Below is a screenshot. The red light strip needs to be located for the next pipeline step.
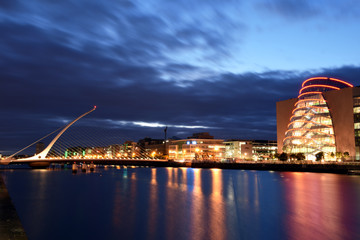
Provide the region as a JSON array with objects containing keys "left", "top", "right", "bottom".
[
  {"left": 287, "top": 120, "right": 332, "bottom": 128},
  {"left": 283, "top": 135, "right": 318, "bottom": 142},
  {"left": 301, "top": 77, "right": 328, "bottom": 87},
  {"left": 299, "top": 84, "right": 340, "bottom": 94},
  {"left": 283, "top": 136, "right": 315, "bottom": 143},
  {"left": 285, "top": 128, "right": 334, "bottom": 137},
  {"left": 302, "top": 77, "right": 353, "bottom": 88},
  {"left": 292, "top": 105, "right": 329, "bottom": 114},
  {"left": 290, "top": 112, "right": 315, "bottom": 121},
  {"left": 294, "top": 99, "right": 325, "bottom": 106},
  {"left": 283, "top": 136, "right": 335, "bottom": 147},
  {"left": 298, "top": 91, "right": 322, "bottom": 98},
  {"left": 329, "top": 78, "right": 353, "bottom": 87}
]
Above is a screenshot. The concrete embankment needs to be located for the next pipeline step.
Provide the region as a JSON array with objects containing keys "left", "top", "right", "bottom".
[
  {"left": 189, "top": 162, "right": 360, "bottom": 174},
  {"left": 0, "top": 175, "right": 27, "bottom": 240},
  {"left": 98, "top": 160, "right": 360, "bottom": 174},
  {"left": 60, "top": 160, "right": 360, "bottom": 174},
  {"left": 10, "top": 159, "right": 360, "bottom": 174}
]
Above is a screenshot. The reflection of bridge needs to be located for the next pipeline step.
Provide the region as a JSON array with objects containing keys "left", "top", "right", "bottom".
[{"left": 1, "top": 106, "right": 166, "bottom": 167}]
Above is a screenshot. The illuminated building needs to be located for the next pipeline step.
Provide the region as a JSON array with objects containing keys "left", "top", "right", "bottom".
[
  {"left": 168, "top": 133, "right": 224, "bottom": 162},
  {"left": 137, "top": 137, "right": 166, "bottom": 157},
  {"left": 277, "top": 77, "right": 359, "bottom": 161},
  {"left": 224, "top": 140, "right": 253, "bottom": 160},
  {"left": 224, "top": 140, "right": 277, "bottom": 161},
  {"left": 252, "top": 140, "right": 277, "bottom": 160}
]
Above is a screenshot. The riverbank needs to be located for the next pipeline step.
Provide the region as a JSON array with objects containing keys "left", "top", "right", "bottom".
[
  {"left": 102, "top": 160, "right": 360, "bottom": 174},
  {"left": 0, "top": 175, "right": 27, "bottom": 239},
  {"left": 3, "top": 160, "right": 360, "bottom": 174},
  {"left": 48, "top": 160, "right": 360, "bottom": 174},
  {"left": 189, "top": 162, "right": 360, "bottom": 174}
]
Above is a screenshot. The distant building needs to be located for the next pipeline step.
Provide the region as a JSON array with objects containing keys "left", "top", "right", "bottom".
[
  {"left": 224, "top": 140, "right": 253, "bottom": 160},
  {"left": 138, "top": 137, "right": 166, "bottom": 158},
  {"left": 224, "top": 140, "right": 277, "bottom": 161},
  {"left": 106, "top": 144, "right": 121, "bottom": 158},
  {"left": 187, "top": 132, "right": 214, "bottom": 139},
  {"left": 120, "top": 141, "right": 138, "bottom": 158},
  {"left": 35, "top": 142, "right": 45, "bottom": 154},
  {"left": 169, "top": 134, "right": 224, "bottom": 162},
  {"left": 65, "top": 146, "right": 87, "bottom": 158},
  {"left": 252, "top": 140, "right": 277, "bottom": 160},
  {"left": 277, "top": 77, "right": 358, "bottom": 161}
]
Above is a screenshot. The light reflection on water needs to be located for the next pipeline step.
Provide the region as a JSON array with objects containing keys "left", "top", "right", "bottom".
[
  {"left": 283, "top": 172, "right": 360, "bottom": 240},
  {"left": 1, "top": 167, "right": 360, "bottom": 240}
]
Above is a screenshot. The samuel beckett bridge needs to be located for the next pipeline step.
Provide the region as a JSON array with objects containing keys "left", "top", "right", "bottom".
[{"left": 1, "top": 106, "right": 168, "bottom": 168}]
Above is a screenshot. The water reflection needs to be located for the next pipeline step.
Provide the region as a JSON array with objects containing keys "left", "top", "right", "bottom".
[
  {"left": 209, "top": 169, "right": 225, "bottom": 240},
  {"left": 283, "top": 173, "right": 360, "bottom": 240},
  {"left": 1, "top": 168, "right": 360, "bottom": 240},
  {"left": 147, "top": 168, "right": 158, "bottom": 239},
  {"left": 190, "top": 168, "right": 205, "bottom": 240}
]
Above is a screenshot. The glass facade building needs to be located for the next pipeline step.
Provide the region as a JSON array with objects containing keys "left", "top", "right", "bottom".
[{"left": 278, "top": 77, "right": 357, "bottom": 161}]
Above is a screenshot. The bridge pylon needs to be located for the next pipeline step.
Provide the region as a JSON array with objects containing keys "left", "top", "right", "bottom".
[{"left": 3, "top": 106, "right": 96, "bottom": 164}]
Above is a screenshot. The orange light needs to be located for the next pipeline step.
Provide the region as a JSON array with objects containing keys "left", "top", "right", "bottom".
[
  {"left": 285, "top": 128, "right": 334, "bottom": 137},
  {"left": 287, "top": 120, "right": 332, "bottom": 128},
  {"left": 290, "top": 111, "right": 316, "bottom": 121},
  {"left": 283, "top": 135, "right": 316, "bottom": 143},
  {"left": 329, "top": 78, "right": 353, "bottom": 87},
  {"left": 292, "top": 105, "right": 328, "bottom": 114},
  {"left": 301, "top": 77, "right": 328, "bottom": 87},
  {"left": 299, "top": 85, "right": 340, "bottom": 94},
  {"left": 302, "top": 77, "right": 353, "bottom": 88},
  {"left": 283, "top": 135, "right": 336, "bottom": 146},
  {"left": 298, "top": 91, "right": 322, "bottom": 98},
  {"left": 294, "top": 99, "right": 324, "bottom": 106}
]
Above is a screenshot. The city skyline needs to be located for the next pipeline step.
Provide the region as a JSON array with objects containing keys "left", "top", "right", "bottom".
[{"left": 1, "top": 0, "right": 360, "bottom": 154}]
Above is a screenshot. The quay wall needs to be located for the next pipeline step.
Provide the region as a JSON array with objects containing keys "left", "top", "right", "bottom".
[{"left": 42, "top": 160, "right": 360, "bottom": 174}]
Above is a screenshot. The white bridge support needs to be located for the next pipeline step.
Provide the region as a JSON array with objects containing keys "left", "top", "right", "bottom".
[{"left": 16, "top": 106, "right": 97, "bottom": 161}]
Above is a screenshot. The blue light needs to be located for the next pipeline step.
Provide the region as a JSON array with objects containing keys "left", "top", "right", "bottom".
[{"left": 192, "top": 141, "right": 197, "bottom": 145}]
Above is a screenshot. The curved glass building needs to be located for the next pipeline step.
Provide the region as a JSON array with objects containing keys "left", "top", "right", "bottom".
[{"left": 279, "top": 77, "right": 355, "bottom": 160}]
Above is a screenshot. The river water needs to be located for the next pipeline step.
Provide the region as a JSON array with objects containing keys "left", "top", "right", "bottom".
[{"left": 1, "top": 166, "right": 360, "bottom": 240}]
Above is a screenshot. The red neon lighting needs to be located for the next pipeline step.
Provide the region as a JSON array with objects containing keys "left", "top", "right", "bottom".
[
  {"left": 285, "top": 128, "right": 334, "bottom": 137},
  {"left": 299, "top": 84, "right": 340, "bottom": 94},
  {"left": 298, "top": 91, "right": 322, "bottom": 98},
  {"left": 294, "top": 99, "right": 325, "bottom": 106},
  {"left": 283, "top": 136, "right": 335, "bottom": 147},
  {"left": 301, "top": 77, "right": 328, "bottom": 87},
  {"left": 329, "top": 78, "right": 353, "bottom": 87},
  {"left": 292, "top": 105, "right": 328, "bottom": 114},
  {"left": 287, "top": 120, "right": 332, "bottom": 128},
  {"left": 283, "top": 136, "right": 319, "bottom": 143},
  {"left": 301, "top": 77, "right": 353, "bottom": 88}
]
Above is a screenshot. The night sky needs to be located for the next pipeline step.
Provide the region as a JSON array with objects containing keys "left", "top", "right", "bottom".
[{"left": 1, "top": 0, "right": 360, "bottom": 155}]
